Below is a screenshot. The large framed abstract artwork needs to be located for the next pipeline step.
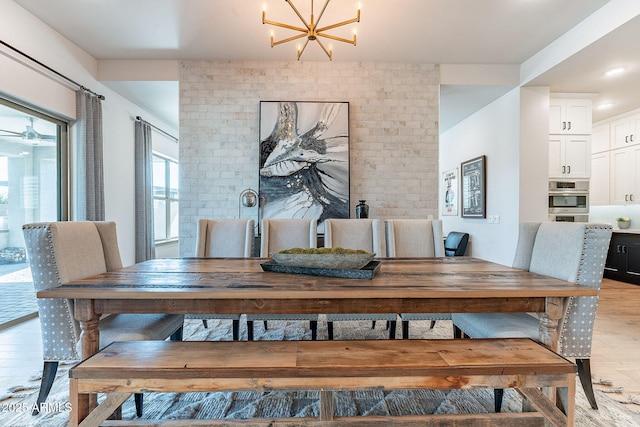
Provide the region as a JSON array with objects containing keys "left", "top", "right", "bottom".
[{"left": 259, "top": 101, "right": 350, "bottom": 232}]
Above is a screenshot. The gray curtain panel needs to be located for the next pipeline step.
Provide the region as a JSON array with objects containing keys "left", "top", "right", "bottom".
[
  {"left": 75, "top": 90, "right": 105, "bottom": 221},
  {"left": 134, "top": 120, "right": 155, "bottom": 262}
]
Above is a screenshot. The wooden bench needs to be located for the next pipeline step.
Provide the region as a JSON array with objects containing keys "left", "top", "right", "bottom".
[{"left": 69, "top": 338, "right": 576, "bottom": 427}]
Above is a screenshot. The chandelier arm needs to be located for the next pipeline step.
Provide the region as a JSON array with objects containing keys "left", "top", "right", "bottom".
[
  {"left": 297, "top": 39, "right": 310, "bottom": 60},
  {"left": 285, "top": 0, "right": 310, "bottom": 29},
  {"left": 263, "top": 19, "right": 308, "bottom": 34},
  {"left": 316, "top": 16, "right": 360, "bottom": 33},
  {"left": 317, "top": 33, "right": 356, "bottom": 46},
  {"left": 315, "top": 37, "right": 333, "bottom": 60},
  {"left": 314, "top": 0, "right": 331, "bottom": 28},
  {"left": 272, "top": 33, "right": 308, "bottom": 47}
]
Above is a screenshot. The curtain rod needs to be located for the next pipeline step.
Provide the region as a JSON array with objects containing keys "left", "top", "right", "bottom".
[
  {"left": 136, "top": 116, "right": 178, "bottom": 142},
  {"left": 0, "top": 39, "right": 105, "bottom": 100}
]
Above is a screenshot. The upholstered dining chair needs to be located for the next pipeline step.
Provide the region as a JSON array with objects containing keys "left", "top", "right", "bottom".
[
  {"left": 23, "top": 221, "right": 185, "bottom": 416},
  {"left": 323, "top": 218, "right": 395, "bottom": 339},
  {"left": 384, "top": 219, "right": 448, "bottom": 339},
  {"left": 444, "top": 231, "right": 469, "bottom": 256},
  {"left": 186, "top": 218, "right": 255, "bottom": 340},
  {"left": 451, "top": 222, "right": 613, "bottom": 412},
  {"left": 246, "top": 218, "right": 319, "bottom": 340}
]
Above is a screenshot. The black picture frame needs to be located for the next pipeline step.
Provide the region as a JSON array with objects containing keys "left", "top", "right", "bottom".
[{"left": 461, "top": 155, "right": 486, "bottom": 218}]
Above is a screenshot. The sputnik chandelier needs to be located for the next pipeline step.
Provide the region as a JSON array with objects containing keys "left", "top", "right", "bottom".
[{"left": 262, "top": 0, "right": 361, "bottom": 60}]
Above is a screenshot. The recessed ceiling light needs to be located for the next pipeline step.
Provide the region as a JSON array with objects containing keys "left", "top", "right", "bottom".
[
  {"left": 597, "top": 103, "right": 613, "bottom": 110},
  {"left": 605, "top": 67, "right": 625, "bottom": 77}
]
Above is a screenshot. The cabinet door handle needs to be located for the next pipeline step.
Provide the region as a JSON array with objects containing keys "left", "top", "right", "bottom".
[
  {"left": 562, "top": 165, "right": 566, "bottom": 174},
  {"left": 562, "top": 121, "right": 567, "bottom": 130},
  {"left": 631, "top": 134, "right": 634, "bottom": 142},
  {"left": 631, "top": 194, "right": 634, "bottom": 202},
  {"left": 622, "top": 245, "right": 627, "bottom": 254},
  {"left": 567, "top": 165, "right": 570, "bottom": 174},
  {"left": 626, "top": 135, "right": 629, "bottom": 143},
  {"left": 618, "top": 244, "right": 623, "bottom": 253},
  {"left": 625, "top": 194, "right": 629, "bottom": 202},
  {"left": 567, "top": 121, "right": 571, "bottom": 131}
]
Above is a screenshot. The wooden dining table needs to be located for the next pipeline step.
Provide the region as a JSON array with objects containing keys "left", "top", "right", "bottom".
[
  {"left": 38, "top": 256, "right": 598, "bottom": 357},
  {"left": 38, "top": 256, "right": 596, "bottom": 422}
]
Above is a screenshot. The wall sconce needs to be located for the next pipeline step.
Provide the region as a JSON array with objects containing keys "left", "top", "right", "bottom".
[{"left": 238, "top": 188, "right": 258, "bottom": 218}]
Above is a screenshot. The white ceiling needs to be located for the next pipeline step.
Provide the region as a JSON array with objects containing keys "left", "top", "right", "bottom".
[{"left": 13, "top": 0, "right": 640, "bottom": 131}]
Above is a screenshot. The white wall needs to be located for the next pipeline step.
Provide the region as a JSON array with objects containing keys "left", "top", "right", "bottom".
[
  {"left": 440, "top": 86, "right": 550, "bottom": 265},
  {"left": 440, "top": 89, "right": 520, "bottom": 265},
  {"left": 0, "top": 0, "right": 178, "bottom": 266},
  {"left": 519, "top": 86, "right": 552, "bottom": 223}
]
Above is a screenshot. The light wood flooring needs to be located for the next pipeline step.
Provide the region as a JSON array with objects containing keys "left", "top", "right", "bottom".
[
  {"left": 0, "top": 278, "right": 638, "bottom": 404},
  {"left": 589, "top": 278, "right": 640, "bottom": 402}
]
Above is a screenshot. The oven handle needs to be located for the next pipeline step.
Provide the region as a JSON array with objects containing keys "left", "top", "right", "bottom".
[{"left": 548, "top": 191, "right": 589, "bottom": 196}]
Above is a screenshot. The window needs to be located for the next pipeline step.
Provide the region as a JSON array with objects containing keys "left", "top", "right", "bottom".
[
  {"left": 0, "top": 97, "right": 68, "bottom": 229},
  {"left": 153, "top": 154, "right": 178, "bottom": 242}
]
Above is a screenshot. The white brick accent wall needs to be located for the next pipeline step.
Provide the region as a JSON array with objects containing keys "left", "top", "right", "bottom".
[{"left": 179, "top": 60, "right": 439, "bottom": 256}]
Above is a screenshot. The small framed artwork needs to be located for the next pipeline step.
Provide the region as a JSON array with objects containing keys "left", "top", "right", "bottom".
[
  {"left": 442, "top": 168, "right": 458, "bottom": 216},
  {"left": 461, "top": 155, "right": 486, "bottom": 218}
]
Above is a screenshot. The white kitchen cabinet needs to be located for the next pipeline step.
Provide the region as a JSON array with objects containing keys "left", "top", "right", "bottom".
[
  {"left": 609, "top": 145, "right": 640, "bottom": 205},
  {"left": 549, "top": 135, "right": 591, "bottom": 179},
  {"left": 590, "top": 151, "right": 609, "bottom": 205},
  {"left": 591, "top": 123, "right": 610, "bottom": 154},
  {"left": 549, "top": 99, "right": 592, "bottom": 135},
  {"left": 610, "top": 113, "right": 640, "bottom": 149}
]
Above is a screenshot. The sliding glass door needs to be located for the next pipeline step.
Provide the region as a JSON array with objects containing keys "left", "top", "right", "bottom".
[{"left": 0, "top": 98, "right": 67, "bottom": 328}]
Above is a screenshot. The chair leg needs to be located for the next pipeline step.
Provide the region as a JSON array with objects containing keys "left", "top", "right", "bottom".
[
  {"left": 232, "top": 319, "right": 239, "bottom": 341},
  {"left": 494, "top": 389, "right": 504, "bottom": 413},
  {"left": 453, "top": 324, "right": 463, "bottom": 339},
  {"left": 388, "top": 320, "right": 396, "bottom": 339},
  {"left": 328, "top": 321, "right": 334, "bottom": 340},
  {"left": 263, "top": 320, "right": 268, "bottom": 331},
  {"left": 247, "top": 320, "right": 254, "bottom": 341},
  {"left": 32, "top": 361, "right": 58, "bottom": 415},
  {"left": 310, "top": 320, "right": 318, "bottom": 340},
  {"left": 402, "top": 320, "right": 409, "bottom": 339},
  {"left": 429, "top": 320, "right": 436, "bottom": 329},
  {"left": 202, "top": 319, "right": 209, "bottom": 328},
  {"left": 576, "top": 358, "right": 598, "bottom": 410},
  {"left": 134, "top": 393, "right": 143, "bottom": 417},
  {"left": 170, "top": 326, "right": 183, "bottom": 341}
]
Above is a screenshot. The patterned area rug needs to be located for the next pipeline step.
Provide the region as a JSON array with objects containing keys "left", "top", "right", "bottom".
[{"left": 2, "top": 318, "right": 640, "bottom": 426}]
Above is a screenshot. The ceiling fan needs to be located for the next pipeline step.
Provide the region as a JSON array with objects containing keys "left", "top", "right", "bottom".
[{"left": 0, "top": 117, "right": 56, "bottom": 141}]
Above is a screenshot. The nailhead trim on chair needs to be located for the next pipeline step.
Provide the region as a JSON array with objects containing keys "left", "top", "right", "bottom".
[
  {"left": 24, "top": 223, "right": 81, "bottom": 361},
  {"left": 559, "top": 224, "right": 610, "bottom": 358}
]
